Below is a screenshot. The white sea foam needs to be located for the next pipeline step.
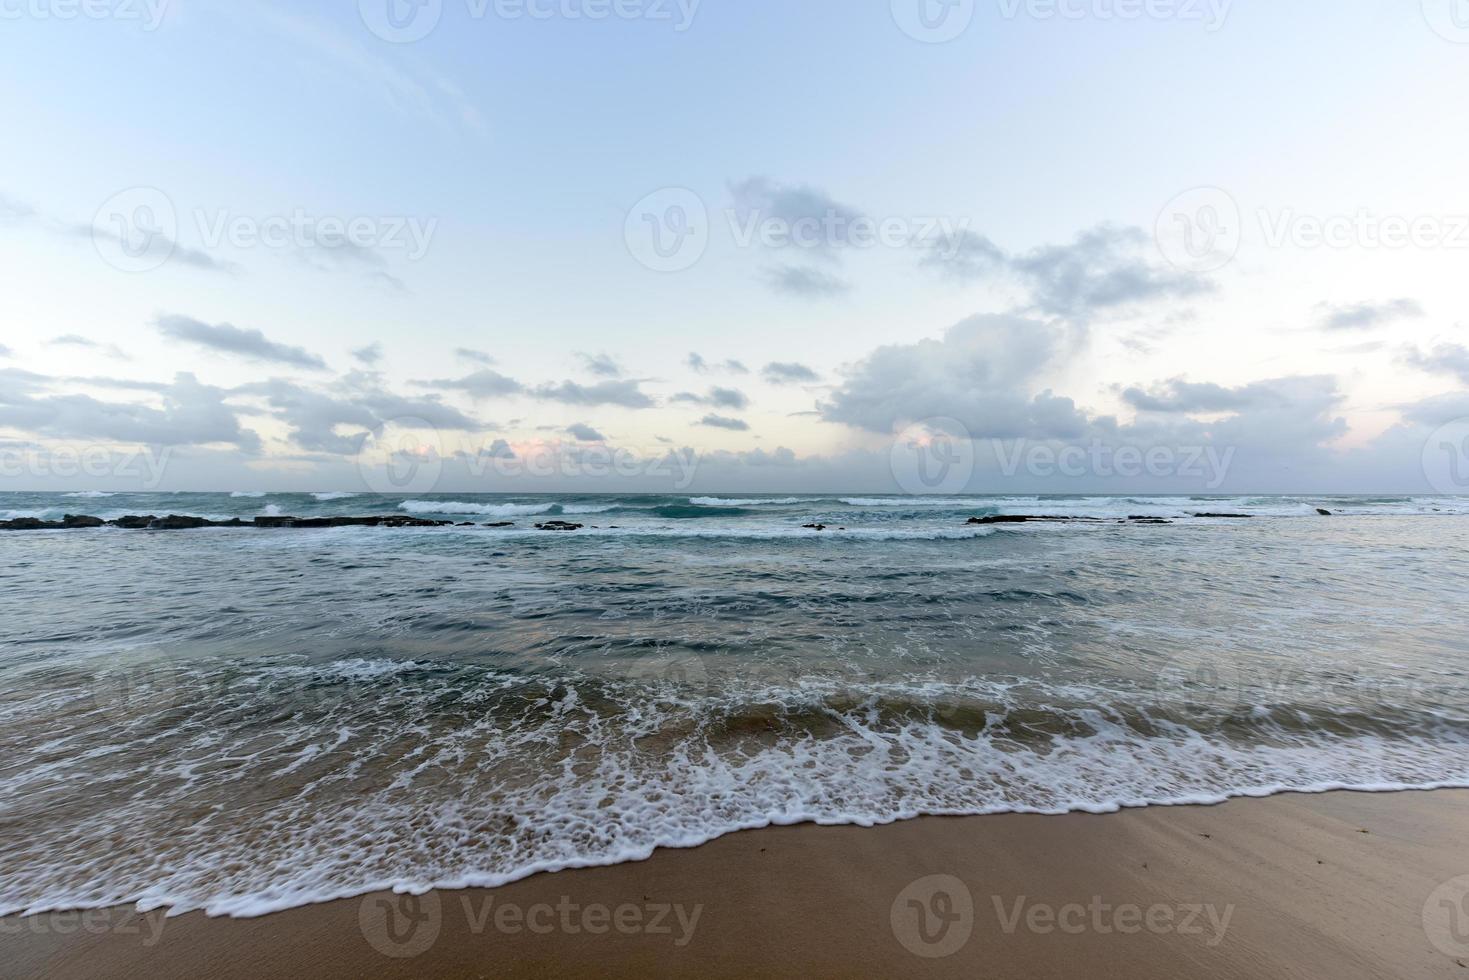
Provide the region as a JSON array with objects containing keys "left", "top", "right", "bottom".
[
  {"left": 2, "top": 663, "right": 1467, "bottom": 919},
  {"left": 62, "top": 490, "right": 115, "bottom": 498},
  {"left": 689, "top": 496, "right": 807, "bottom": 506},
  {"left": 310, "top": 492, "right": 358, "bottom": 502},
  {"left": 230, "top": 491, "right": 267, "bottom": 498}
]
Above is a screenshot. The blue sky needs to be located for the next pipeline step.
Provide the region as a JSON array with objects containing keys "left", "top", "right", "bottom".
[{"left": 2, "top": 0, "right": 1468, "bottom": 492}]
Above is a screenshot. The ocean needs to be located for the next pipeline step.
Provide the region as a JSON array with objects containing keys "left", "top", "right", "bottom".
[{"left": 2, "top": 491, "right": 1468, "bottom": 918}]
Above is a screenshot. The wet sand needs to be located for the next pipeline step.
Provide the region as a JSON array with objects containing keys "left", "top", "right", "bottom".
[{"left": 7, "top": 789, "right": 1469, "bottom": 979}]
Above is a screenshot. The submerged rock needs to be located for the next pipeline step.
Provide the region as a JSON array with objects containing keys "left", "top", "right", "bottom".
[
  {"left": 1191, "top": 513, "right": 1253, "bottom": 519},
  {"left": 1317, "top": 508, "right": 1332, "bottom": 516},
  {"left": 535, "top": 520, "right": 584, "bottom": 531}
]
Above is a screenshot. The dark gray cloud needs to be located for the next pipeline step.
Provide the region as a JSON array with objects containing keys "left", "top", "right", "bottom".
[
  {"left": 672, "top": 386, "right": 750, "bottom": 410},
  {"left": 1315, "top": 298, "right": 1423, "bottom": 331},
  {"left": 157, "top": 315, "right": 327, "bottom": 370},
  {"left": 1403, "top": 342, "right": 1469, "bottom": 385},
  {"left": 351, "top": 343, "right": 383, "bottom": 365},
  {"left": 762, "top": 265, "right": 850, "bottom": 298},
  {"left": 818, "top": 314, "right": 1089, "bottom": 438},
  {"left": 578, "top": 352, "right": 622, "bottom": 378},
  {"left": 762, "top": 361, "right": 821, "bottom": 385},
  {"left": 566, "top": 422, "right": 606, "bottom": 442},
  {"left": 698, "top": 413, "right": 750, "bottom": 431}
]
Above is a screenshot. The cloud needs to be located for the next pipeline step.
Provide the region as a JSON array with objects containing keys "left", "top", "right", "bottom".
[
  {"left": 578, "top": 352, "right": 622, "bottom": 378},
  {"left": 48, "top": 335, "right": 130, "bottom": 360},
  {"left": 762, "top": 361, "right": 821, "bottom": 385},
  {"left": 818, "top": 313, "right": 1089, "bottom": 437},
  {"left": 82, "top": 218, "right": 235, "bottom": 274},
  {"left": 1403, "top": 342, "right": 1469, "bottom": 385},
  {"left": 921, "top": 224, "right": 1210, "bottom": 319},
  {"left": 1010, "top": 225, "right": 1210, "bottom": 318},
  {"left": 423, "top": 368, "right": 524, "bottom": 399},
  {"left": 1121, "top": 375, "right": 1343, "bottom": 416},
  {"left": 0, "top": 344, "right": 11, "bottom": 358},
  {"left": 351, "top": 343, "right": 383, "bottom": 365},
  {"left": 566, "top": 422, "right": 606, "bottom": 442},
  {"left": 728, "top": 177, "right": 863, "bottom": 254},
  {"left": 1315, "top": 298, "right": 1425, "bottom": 331},
  {"left": 671, "top": 386, "right": 750, "bottom": 410},
  {"left": 530, "top": 379, "right": 656, "bottom": 409},
  {"left": 918, "top": 230, "right": 1006, "bottom": 282},
  {"left": 0, "top": 369, "right": 261, "bottom": 451},
  {"left": 698, "top": 413, "right": 750, "bottom": 431},
  {"left": 688, "top": 352, "right": 749, "bottom": 374},
  {"left": 237, "top": 372, "right": 490, "bottom": 455},
  {"left": 157, "top": 315, "right": 327, "bottom": 370},
  {"left": 762, "top": 265, "right": 850, "bottom": 298},
  {"left": 455, "top": 348, "right": 496, "bottom": 365}
]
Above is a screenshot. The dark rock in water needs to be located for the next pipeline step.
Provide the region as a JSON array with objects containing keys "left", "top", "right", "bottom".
[
  {"left": 535, "top": 520, "right": 583, "bottom": 531},
  {"left": 1125, "top": 518, "right": 1171, "bottom": 525},
  {"left": 63, "top": 514, "right": 106, "bottom": 528},
  {"left": 802, "top": 523, "right": 827, "bottom": 531},
  {"left": 253, "top": 516, "right": 299, "bottom": 528},
  {"left": 112, "top": 515, "right": 157, "bottom": 529},
  {"left": 1191, "top": 512, "right": 1252, "bottom": 518},
  {"left": 149, "top": 515, "right": 215, "bottom": 530},
  {"left": 1317, "top": 508, "right": 1332, "bottom": 516},
  {"left": 484, "top": 522, "right": 515, "bottom": 528},
  {"left": 0, "top": 518, "right": 61, "bottom": 531},
  {"left": 457, "top": 522, "right": 474, "bottom": 526}
]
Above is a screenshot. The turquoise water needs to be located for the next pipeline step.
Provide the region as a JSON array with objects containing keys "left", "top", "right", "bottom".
[{"left": 2, "top": 492, "right": 1468, "bottom": 916}]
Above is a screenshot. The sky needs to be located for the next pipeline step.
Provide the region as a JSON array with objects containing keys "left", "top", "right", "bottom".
[{"left": 2, "top": 0, "right": 1468, "bottom": 494}]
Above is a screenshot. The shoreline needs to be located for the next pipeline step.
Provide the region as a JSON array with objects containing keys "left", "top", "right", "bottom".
[{"left": 8, "top": 789, "right": 1469, "bottom": 979}]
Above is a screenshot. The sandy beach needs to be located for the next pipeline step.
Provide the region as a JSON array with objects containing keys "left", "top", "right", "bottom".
[{"left": 7, "top": 788, "right": 1468, "bottom": 979}]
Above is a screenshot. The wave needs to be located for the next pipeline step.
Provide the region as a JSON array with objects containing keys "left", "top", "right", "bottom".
[
  {"left": 229, "top": 491, "right": 267, "bottom": 498},
  {"left": 62, "top": 491, "right": 115, "bottom": 499},
  {"left": 310, "top": 492, "right": 358, "bottom": 502},
  {"left": 689, "top": 496, "right": 807, "bottom": 506},
  {"left": 3, "top": 663, "right": 1467, "bottom": 918}
]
